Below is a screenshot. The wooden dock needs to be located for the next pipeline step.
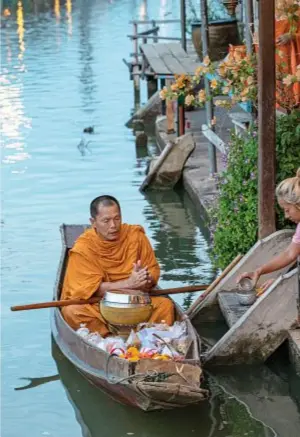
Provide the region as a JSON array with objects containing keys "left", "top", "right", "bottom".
[{"left": 139, "top": 42, "right": 200, "bottom": 78}]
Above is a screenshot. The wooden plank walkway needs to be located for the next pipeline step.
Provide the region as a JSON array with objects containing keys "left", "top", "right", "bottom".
[{"left": 140, "top": 42, "right": 200, "bottom": 77}]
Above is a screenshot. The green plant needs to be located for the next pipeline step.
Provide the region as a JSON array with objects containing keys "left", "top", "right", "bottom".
[{"left": 210, "top": 110, "right": 300, "bottom": 269}]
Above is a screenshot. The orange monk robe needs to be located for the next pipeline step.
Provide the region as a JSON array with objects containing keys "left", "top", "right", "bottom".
[
  {"left": 275, "top": 13, "right": 300, "bottom": 109},
  {"left": 61, "top": 224, "right": 174, "bottom": 336}
]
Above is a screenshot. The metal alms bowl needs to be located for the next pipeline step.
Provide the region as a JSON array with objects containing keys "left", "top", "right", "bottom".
[
  {"left": 102, "top": 290, "right": 151, "bottom": 307},
  {"left": 237, "top": 290, "right": 256, "bottom": 306},
  {"left": 237, "top": 277, "right": 256, "bottom": 306},
  {"left": 100, "top": 290, "right": 153, "bottom": 327},
  {"left": 238, "top": 277, "right": 254, "bottom": 292}
]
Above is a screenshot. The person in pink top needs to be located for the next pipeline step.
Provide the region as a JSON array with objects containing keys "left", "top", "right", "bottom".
[{"left": 238, "top": 168, "right": 300, "bottom": 292}]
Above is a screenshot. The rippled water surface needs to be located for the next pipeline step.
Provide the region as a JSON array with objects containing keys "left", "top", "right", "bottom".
[{"left": 1, "top": 2, "right": 300, "bottom": 437}]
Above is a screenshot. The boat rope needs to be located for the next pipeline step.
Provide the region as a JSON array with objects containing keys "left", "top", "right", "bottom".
[
  {"left": 106, "top": 369, "right": 175, "bottom": 385},
  {"left": 105, "top": 353, "right": 176, "bottom": 385},
  {"left": 105, "top": 353, "right": 205, "bottom": 391}
]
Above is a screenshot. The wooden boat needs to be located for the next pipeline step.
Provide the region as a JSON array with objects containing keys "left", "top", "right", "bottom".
[
  {"left": 51, "top": 224, "right": 208, "bottom": 411},
  {"left": 51, "top": 340, "right": 220, "bottom": 436},
  {"left": 187, "top": 230, "right": 298, "bottom": 366}
]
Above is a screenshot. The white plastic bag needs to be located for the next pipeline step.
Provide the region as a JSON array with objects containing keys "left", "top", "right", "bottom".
[
  {"left": 126, "top": 330, "right": 141, "bottom": 349},
  {"left": 104, "top": 337, "right": 126, "bottom": 354},
  {"left": 76, "top": 324, "right": 90, "bottom": 338},
  {"left": 86, "top": 332, "right": 102, "bottom": 345}
]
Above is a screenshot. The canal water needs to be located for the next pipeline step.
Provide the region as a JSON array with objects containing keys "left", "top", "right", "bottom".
[{"left": 1, "top": 1, "right": 300, "bottom": 437}]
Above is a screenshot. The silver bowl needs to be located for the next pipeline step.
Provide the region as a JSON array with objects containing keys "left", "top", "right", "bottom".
[
  {"left": 237, "top": 290, "right": 256, "bottom": 306},
  {"left": 102, "top": 290, "right": 151, "bottom": 309},
  {"left": 238, "top": 277, "right": 254, "bottom": 292}
]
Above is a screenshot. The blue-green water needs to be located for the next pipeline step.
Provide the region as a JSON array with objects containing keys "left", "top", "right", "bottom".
[{"left": 1, "top": 2, "right": 300, "bottom": 437}]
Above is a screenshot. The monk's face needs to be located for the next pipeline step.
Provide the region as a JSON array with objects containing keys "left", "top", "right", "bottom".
[{"left": 90, "top": 203, "right": 122, "bottom": 240}]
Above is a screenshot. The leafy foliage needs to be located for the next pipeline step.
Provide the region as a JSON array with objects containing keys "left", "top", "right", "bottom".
[{"left": 210, "top": 110, "right": 300, "bottom": 269}]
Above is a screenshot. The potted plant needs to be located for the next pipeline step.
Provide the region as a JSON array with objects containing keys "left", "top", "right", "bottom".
[{"left": 189, "top": 0, "right": 241, "bottom": 61}]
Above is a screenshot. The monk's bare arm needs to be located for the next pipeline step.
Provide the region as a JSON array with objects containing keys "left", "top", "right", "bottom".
[
  {"left": 95, "top": 268, "right": 150, "bottom": 295},
  {"left": 96, "top": 279, "right": 131, "bottom": 296}
]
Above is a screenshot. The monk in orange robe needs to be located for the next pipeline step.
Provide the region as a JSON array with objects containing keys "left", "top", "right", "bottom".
[
  {"left": 61, "top": 195, "right": 174, "bottom": 337},
  {"left": 275, "top": 2, "right": 300, "bottom": 109}
]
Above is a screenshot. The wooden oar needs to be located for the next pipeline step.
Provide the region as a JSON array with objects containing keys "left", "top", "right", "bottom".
[
  {"left": 186, "top": 253, "right": 243, "bottom": 317},
  {"left": 10, "top": 284, "right": 208, "bottom": 312}
]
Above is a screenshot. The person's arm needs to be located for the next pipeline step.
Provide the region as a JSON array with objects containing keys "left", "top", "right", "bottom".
[
  {"left": 256, "top": 242, "right": 300, "bottom": 276},
  {"left": 237, "top": 242, "right": 300, "bottom": 285}
]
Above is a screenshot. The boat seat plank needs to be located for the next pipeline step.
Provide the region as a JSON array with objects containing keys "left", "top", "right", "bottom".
[
  {"left": 61, "top": 224, "right": 90, "bottom": 249},
  {"left": 217, "top": 291, "right": 249, "bottom": 327}
]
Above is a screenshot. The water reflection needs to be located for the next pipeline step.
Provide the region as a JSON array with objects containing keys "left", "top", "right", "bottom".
[
  {"left": 210, "top": 365, "right": 300, "bottom": 437},
  {"left": 78, "top": 1, "right": 96, "bottom": 114},
  {"left": 139, "top": 0, "right": 148, "bottom": 21},
  {"left": 143, "top": 189, "right": 216, "bottom": 309},
  {"left": 16, "top": 1, "right": 25, "bottom": 60},
  {"left": 15, "top": 374, "right": 59, "bottom": 391},
  {"left": 66, "top": 0, "right": 73, "bottom": 36},
  {"left": 54, "top": 0, "right": 61, "bottom": 21}
]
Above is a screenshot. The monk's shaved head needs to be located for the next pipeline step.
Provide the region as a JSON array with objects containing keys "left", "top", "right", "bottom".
[{"left": 90, "top": 195, "right": 121, "bottom": 218}]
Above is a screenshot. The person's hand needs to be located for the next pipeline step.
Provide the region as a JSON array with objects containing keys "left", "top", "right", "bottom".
[
  {"left": 257, "top": 278, "right": 275, "bottom": 295},
  {"left": 236, "top": 270, "right": 260, "bottom": 286},
  {"left": 276, "top": 33, "right": 292, "bottom": 46}
]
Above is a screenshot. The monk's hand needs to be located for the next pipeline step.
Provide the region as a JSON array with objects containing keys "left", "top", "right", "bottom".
[
  {"left": 133, "top": 260, "right": 143, "bottom": 272},
  {"left": 276, "top": 33, "right": 292, "bottom": 46},
  {"left": 141, "top": 272, "right": 155, "bottom": 291},
  {"left": 236, "top": 270, "right": 260, "bottom": 286},
  {"left": 127, "top": 266, "right": 149, "bottom": 289}
]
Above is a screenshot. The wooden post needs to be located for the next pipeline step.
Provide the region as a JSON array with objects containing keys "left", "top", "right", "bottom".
[
  {"left": 147, "top": 77, "right": 158, "bottom": 99},
  {"left": 152, "top": 20, "right": 158, "bottom": 43},
  {"left": 133, "top": 22, "right": 140, "bottom": 107},
  {"left": 166, "top": 79, "right": 175, "bottom": 134},
  {"left": 258, "top": 0, "right": 276, "bottom": 238},
  {"left": 178, "top": 103, "right": 185, "bottom": 136},
  {"left": 244, "top": 0, "right": 254, "bottom": 54},
  {"left": 160, "top": 78, "right": 166, "bottom": 115},
  {"left": 180, "top": 0, "right": 187, "bottom": 51},
  {"left": 200, "top": 0, "right": 217, "bottom": 174}
]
